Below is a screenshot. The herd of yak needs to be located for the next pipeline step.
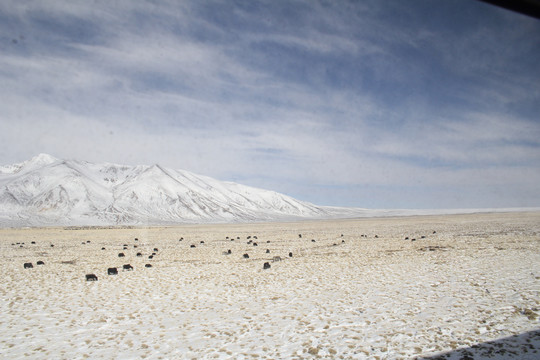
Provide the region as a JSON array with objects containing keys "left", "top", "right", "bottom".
[{"left": 15, "top": 230, "right": 436, "bottom": 282}]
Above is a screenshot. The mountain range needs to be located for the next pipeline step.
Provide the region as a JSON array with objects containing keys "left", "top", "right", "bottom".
[{"left": 0, "top": 154, "right": 367, "bottom": 226}]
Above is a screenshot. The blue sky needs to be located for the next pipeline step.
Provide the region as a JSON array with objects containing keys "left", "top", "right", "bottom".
[{"left": 1, "top": 0, "right": 539, "bottom": 209}]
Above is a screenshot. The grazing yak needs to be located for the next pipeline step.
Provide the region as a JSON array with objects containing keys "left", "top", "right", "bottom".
[
  {"left": 23, "top": 262, "right": 33, "bottom": 269},
  {"left": 108, "top": 267, "right": 118, "bottom": 275},
  {"left": 86, "top": 274, "right": 98, "bottom": 281},
  {"left": 243, "top": 253, "right": 250, "bottom": 259},
  {"left": 137, "top": 252, "right": 142, "bottom": 257},
  {"left": 123, "top": 264, "right": 133, "bottom": 271},
  {"left": 263, "top": 262, "right": 271, "bottom": 270},
  {"left": 36, "top": 261, "right": 45, "bottom": 265},
  {"left": 145, "top": 264, "right": 152, "bottom": 268},
  {"left": 118, "top": 253, "right": 125, "bottom": 258}
]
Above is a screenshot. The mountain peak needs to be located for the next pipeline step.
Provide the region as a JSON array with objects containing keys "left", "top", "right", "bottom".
[
  {"left": 27, "top": 153, "right": 59, "bottom": 168},
  {"left": 0, "top": 153, "right": 59, "bottom": 175}
]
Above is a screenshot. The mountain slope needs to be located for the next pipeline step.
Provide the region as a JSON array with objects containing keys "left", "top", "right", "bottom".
[{"left": 0, "top": 154, "right": 360, "bottom": 226}]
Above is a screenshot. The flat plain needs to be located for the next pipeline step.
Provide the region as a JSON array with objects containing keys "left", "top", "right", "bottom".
[{"left": 1, "top": 212, "right": 539, "bottom": 359}]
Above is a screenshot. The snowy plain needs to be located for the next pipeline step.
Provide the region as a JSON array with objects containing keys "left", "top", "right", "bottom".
[{"left": 1, "top": 212, "right": 539, "bottom": 359}]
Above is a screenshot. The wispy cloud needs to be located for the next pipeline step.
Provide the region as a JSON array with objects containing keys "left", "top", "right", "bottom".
[{"left": 1, "top": 0, "right": 539, "bottom": 208}]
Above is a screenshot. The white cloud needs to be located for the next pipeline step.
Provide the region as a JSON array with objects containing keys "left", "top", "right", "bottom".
[{"left": 1, "top": 0, "right": 539, "bottom": 208}]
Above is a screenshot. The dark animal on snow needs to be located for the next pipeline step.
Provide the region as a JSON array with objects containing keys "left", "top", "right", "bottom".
[
  {"left": 24, "top": 262, "right": 33, "bottom": 269},
  {"left": 289, "top": 252, "right": 293, "bottom": 257},
  {"left": 227, "top": 249, "right": 232, "bottom": 254},
  {"left": 102, "top": 247, "right": 106, "bottom": 250},
  {"left": 263, "top": 262, "right": 271, "bottom": 270},
  {"left": 137, "top": 252, "right": 142, "bottom": 257},
  {"left": 37, "top": 261, "right": 45, "bottom": 265},
  {"left": 298, "top": 234, "right": 302, "bottom": 238},
  {"left": 108, "top": 267, "right": 118, "bottom": 275},
  {"left": 243, "top": 253, "right": 249, "bottom": 259},
  {"left": 86, "top": 274, "right": 98, "bottom": 281},
  {"left": 266, "top": 249, "right": 270, "bottom": 253},
  {"left": 190, "top": 244, "right": 196, "bottom": 248},
  {"left": 123, "top": 264, "right": 133, "bottom": 271},
  {"left": 253, "top": 242, "right": 258, "bottom": 246},
  {"left": 148, "top": 255, "right": 153, "bottom": 259},
  {"left": 118, "top": 253, "right": 125, "bottom": 257},
  {"left": 154, "top": 248, "right": 159, "bottom": 252},
  {"left": 145, "top": 264, "right": 152, "bottom": 268},
  {"left": 31, "top": 241, "right": 36, "bottom": 244}
]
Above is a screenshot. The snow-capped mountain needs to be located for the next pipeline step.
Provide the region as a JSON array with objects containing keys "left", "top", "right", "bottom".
[{"left": 0, "top": 154, "right": 362, "bottom": 226}]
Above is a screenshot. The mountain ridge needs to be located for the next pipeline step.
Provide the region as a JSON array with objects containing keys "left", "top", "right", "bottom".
[{"left": 0, "top": 154, "right": 363, "bottom": 226}]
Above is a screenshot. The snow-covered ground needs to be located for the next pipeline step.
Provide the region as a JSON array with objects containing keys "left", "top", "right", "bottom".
[{"left": 1, "top": 212, "right": 539, "bottom": 359}]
